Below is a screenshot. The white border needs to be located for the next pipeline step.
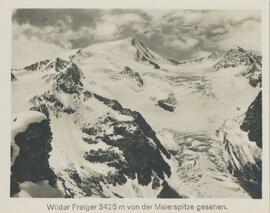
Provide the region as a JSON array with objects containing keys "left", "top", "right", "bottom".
[{"left": 0, "top": 0, "right": 269, "bottom": 213}]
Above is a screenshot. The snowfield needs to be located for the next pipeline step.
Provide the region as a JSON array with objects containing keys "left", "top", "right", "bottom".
[{"left": 11, "top": 37, "right": 262, "bottom": 198}]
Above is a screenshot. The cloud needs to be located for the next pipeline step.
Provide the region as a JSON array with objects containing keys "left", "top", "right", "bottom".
[
  {"left": 11, "top": 10, "right": 148, "bottom": 66},
  {"left": 12, "top": 9, "right": 262, "bottom": 62},
  {"left": 136, "top": 10, "right": 260, "bottom": 59},
  {"left": 91, "top": 13, "right": 145, "bottom": 40},
  {"left": 13, "top": 21, "right": 72, "bottom": 49},
  {"left": 12, "top": 30, "right": 65, "bottom": 67},
  {"left": 164, "top": 36, "right": 199, "bottom": 50},
  {"left": 12, "top": 11, "right": 146, "bottom": 49},
  {"left": 218, "top": 19, "right": 261, "bottom": 51}
]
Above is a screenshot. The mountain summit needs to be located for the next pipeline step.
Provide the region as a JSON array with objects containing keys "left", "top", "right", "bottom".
[
  {"left": 213, "top": 46, "right": 261, "bottom": 71},
  {"left": 72, "top": 36, "right": 163, "bottom": 70}
]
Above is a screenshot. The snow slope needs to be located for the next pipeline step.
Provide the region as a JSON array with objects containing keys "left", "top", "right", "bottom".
[{"left": 11, "top": 37, "right": 262, "bottom": 198}]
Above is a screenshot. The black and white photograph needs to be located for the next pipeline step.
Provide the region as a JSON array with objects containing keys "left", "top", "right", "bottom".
[{"left": 10, "top": 8, "right": 264, "bottom": 200}]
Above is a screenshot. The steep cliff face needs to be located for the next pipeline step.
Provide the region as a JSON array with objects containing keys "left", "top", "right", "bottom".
[
  {"left": 11, "top": 111, "right": 58, "bottom": 197},
  {"left": 22, "top": 61, "right": 173, "bottom": 197},
  {"left": 240, "top": 91, "right": 262, "bottom": 148},
  {"left": 217, "top": 91, "right": 262, "bottom": 198}
]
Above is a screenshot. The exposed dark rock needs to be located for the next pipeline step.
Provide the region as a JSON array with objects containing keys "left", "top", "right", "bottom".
[
  {"left": 54, "top": 58, "right": 71, "bottom": 72},
  {"left": 38, "top": 58, "right": 71, "bottom": 72},
  {"left": 10, "top": 169, "right": 20, "bottom": 196},
  {"left": 247, "top": 65, "right": 262, "bottom": 88},
  {"left": 62, "top": 107, "right": 76, "bottom": 114},
  {"left": 82, "top": 126, "right": 98, "bottom": 135},
  {"left": 167, "top": 58, "right": 181, "bottom": 65},
  {"left": 112, "top": 192, "right": 124, "bottom": 198},
  {"left": 152, "top": 175, "right": 160, "bottom": 190},
  {"left": 68, "top": 170, "right": 82, "bottom": 185},
  {"left": 213, "top": 46, "right": 261, "bottom": 71},
  {"left": 157, "top": 94, "right": 177, "bottom": 112},
  {"left": 148, "top": 60, "right": 160, "bottom": 69},
  {"left": 131, "top": 38, "right": 155, "bottom": 60},
  {"left": 131, "top": 37, "right": 160, "bottom": 70},
  {"left": 228, "top": 156, "right": 262, "bottom": 199},
  {"left": 81, "top": 93, "right": 172, "bottom": 186},
  {"left": 30, "top": 91, "right": 76, "bottom": 118},
  {"left": 64, "top": 169, "right": 109, "bottom": 197},
  {"left": 83, "top": 90, "right": 92, "bottom": 101},
  {"left": 83, "top": 114, "right": 171, "bottom": 186},
  {"left": 240, "top": 91, "right": 262, "bottom": 148},
  {"left": 24, "top": 59, "right": 50, "bottom": 71},
  {"left": 54, "top": 63, "right": 84, "bottom": 94},
  {"left": 82, "top": 137, "right": 98, "bottom": 144},
  {"left": 84, "top": 148, "right": 124, "bottom": 168},
  {"left": 23, "top": 56, "right": 173, "bottom": 194},
  {"left": 30, "top": 95, "right": 51, "bottom": 118},
  {"left": 93, "top": 93, "right": 170, "bottom": 158},
  {"left": 11, "top": 72, "right": 17, "bottom": 81},
  {"left": 57, "top": 175, "right": 75, "bottom": 198},
  {"left": 249, "top": 75, "right": 262, "bottom": 88},
  {"left": 223, "top": 137, "right": 262, "bottom": 198},
  {"left": 213, "top": 47, "right": 262, "bottom": 87},
  {"left": 219, "top": 92, "right": 262, "bottom": 198},
  {"left": 158, "top": 100, "right": 174, "bottom": 112},
  {"left": 11, "top": 119, "right": 57, "bottom": 196},
  {"left": 157, "top": 181, "right": 185, "bottom": 198},
  {"left": 121, "top": 66, "right": 144, "bottom": 87},
  {"left": 93, "top": 93, "right": 124, "bottom": 111},
  {"left": 105, "top": 172, "right": 127, "bottom": 186}
]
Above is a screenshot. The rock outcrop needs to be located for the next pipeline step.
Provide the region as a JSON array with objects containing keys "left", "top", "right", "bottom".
[
  {"left": 213, "top": 46, "right": 261, "bottom": 71},
  {"left": 217, "top": 91, "right": 262, "bottom": 198},
  {"left": 157, "top": 94, "right": 177, "bottom": 112},
  {"left": 121, "top": 66, "right": 144, "bottom": 87},
  {"left": 11, "top": 72, "right": 17, "bottom": 81},
  {"left": 240, "top": 91, "right": 262, "bottom": 148},
  {"left": 11, "top": 111, "right": 57, "bottom": 196},
  {"left": 131, "top": 37, "right": 161, "bottom": 69}
]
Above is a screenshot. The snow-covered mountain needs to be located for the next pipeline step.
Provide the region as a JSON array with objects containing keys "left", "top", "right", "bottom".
[
  {"left": 213, "top": 46, "right": 261, "bottom": 70},
  {"left": 213, "top": 46, "right": 262, "bottom": 88},
  {"left": 217, "top": 91, "right": 262, "bottom": 198},
  {"left": 11, "top": 37, "right": 262, "bottom": 198}
]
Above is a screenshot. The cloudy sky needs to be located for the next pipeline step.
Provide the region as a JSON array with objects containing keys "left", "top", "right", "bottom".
[{"left": 12, "top": 9, "right": 261, "bottom": 67}]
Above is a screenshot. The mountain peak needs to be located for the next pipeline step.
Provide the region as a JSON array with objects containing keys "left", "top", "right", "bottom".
[
  {"left": 221, "top": 46, "right": 248, "bottom": 58},
  {"left": 121, "top": 36, "right": 142, "bottom": 45},
  {"left": 129, "top": 37, "right": 159, "bottom": 62},
  {"left": 119, "top": 37, "right": 162, "bottom": 69},
  {"left": 130, "top": 37, "right": 142, "bottom": 45},
  {"left": 207, "top": 52, "right": 220, "bottom": 59},
  {"left": 68, "top": 36, "right": 163, "bottom": 70},
  {"left": 213, "top": 46, "right": 261, "bottom": 71},
  {"left": 231, "top": 45, "right": 246, "bottom": 52},
  {"left": 122, "top": 36, "right": 150, "bottom": 53},
  {"left": 124, "top": 36, "right": 137, "bottom": 42}
]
